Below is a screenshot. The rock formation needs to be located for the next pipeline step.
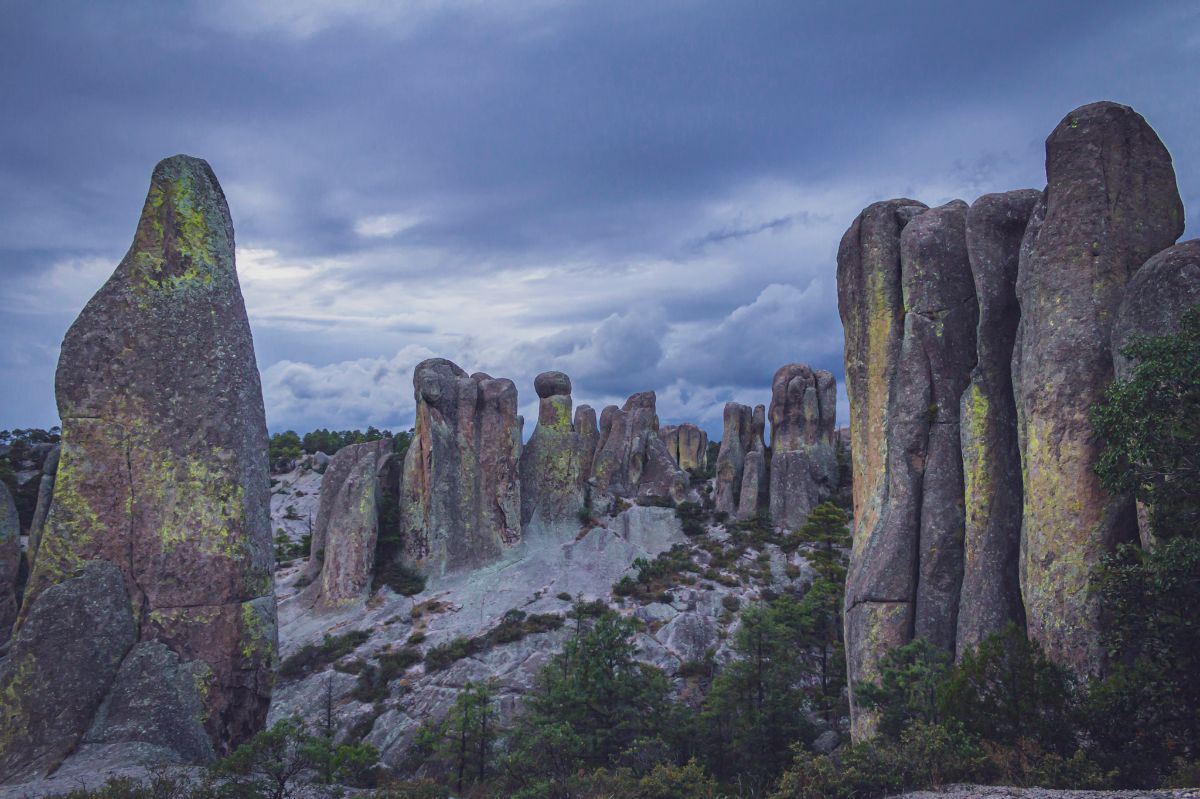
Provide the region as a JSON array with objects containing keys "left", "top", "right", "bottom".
[
  {"left": 1014, "top": 102, "right": 1184, "bottom": 675},
  {"left": 661, "top": 423, "right": 708, "bottom": 473},
  {"left": 1, "top": 155, "right": 276, "bottom": 777},
  {"left": 768, "top": 364, "right": 837, "bottom": 531},
  {"left": 400, "top": 359, "right": 522, "bottom": 577},
  {"left": 736, "top": 406, "right": 769, "bottom": 520},
  {"left": 1111, "top": 239, "right": 1200, "bottom": 546},
  {"left": 302, "top": 438, "right": 398, "bottom": 608},
  {"left": 590, "top": 392, "right": 688, "bottom": 503},
  {"left": 955, "top": 190, "right": 1040, "bottom": 657},
  {"left": 26, "top": 443, "right": 59, "bottom": 570},
  {"left": 714, "top": 403, "right": 755, "bottom": 516},
  {"left": 519, "top": 371, "right": 594, "bottom": 533},
  {"left": 0, "top": 481, "right": 18, "bottom": 641}
]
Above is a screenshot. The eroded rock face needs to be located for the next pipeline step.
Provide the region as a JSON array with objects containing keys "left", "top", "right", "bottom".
[
  {"left": 303, "top": 439, "right": 396, "bottom": 609},
  {"left": 736, "top": 406, "right": 769, "bottom": 520},
  {"left": 660, "top": 423, "right": 708, "bottom": 474},
  {"left": 0, "top": 482, "right": 19, "bottom": 641},
  {"left": 0, "top": 561, "right": 137, "bottom": 783},
  {"left": 400, "top": 359, "right": 523, "bottom": 577},
  {"left": 956, "top": 190, "right": 1040, "bottom": 657},
  {"left": 13, "top": 156, "right": 276, "bottom": 761},
  {"left": 768, "top": 364, "right": 837, "bottom": 531},
  {"left": 838, "top": 196, "right": 931, "bottom": 739},
  {"left": 26, "top": 444, "right": 59, "bottom": 571},
  {"left": 590, "top": 392, "right": 687, "bottom": 502},
  {"left": 714, "top": 402, "right": 754, "bottom": 516},
  {"left": 1111, "top": 239, "right": 1200, "bottom": 547},
  {"left": 520, "top": 372, "right": 593, "bottom": 533},
  {"left": 1014, "top": 102, "right": 1184, "bottom": 675}
]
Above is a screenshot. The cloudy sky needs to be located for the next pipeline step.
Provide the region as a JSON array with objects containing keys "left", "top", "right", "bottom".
[{"left": 2, "top": 1, "right": 1197, "bottom": 438}]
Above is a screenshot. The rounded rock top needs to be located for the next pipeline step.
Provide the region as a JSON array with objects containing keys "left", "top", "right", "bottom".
[{"left": 534, "top": 371, "right": 572, "bottom": 398}]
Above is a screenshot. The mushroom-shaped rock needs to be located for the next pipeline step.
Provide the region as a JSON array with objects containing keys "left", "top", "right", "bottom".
[
  {"left": 520, "top": 372, "right": 593, "bottom": 533},
  {"left": 400, "top": 359, "right": 523, "bottom": 576},
  {"left": 534, "top": 370, "right": 572, "bottom": 399},
  {"left": 14, "top": 155, "right": 276, "bottom": 762},
  {"left": 1014, "top": 102, "right": 1184, "bottom": 675}
]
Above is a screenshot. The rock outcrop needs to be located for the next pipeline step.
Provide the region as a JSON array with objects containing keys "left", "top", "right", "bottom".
[
  {"left": 661, "top": 423, "right": 708, "bottom": 473},
  {"left": 714, "top": 402, "right": 755, "bottom": 516},
  {"left": 837, "top": 197, "right": 928, "bottom": 739},
  {"left": 840, "top": 198, "right": 982, "bottom": 735},
  {"left": 590, "top": 392, "right": 688, "bottom": 503},
  {"left": 736, "top": 406, "right": 769, "bottom": 520},
  {"left": 768, "top": 364, "right": 837, "bottom": 531},
  {"left": 26, "top": 444, "right": 59, "bottom": 570},
  {"left": 1111, "top": 239, "right": 1200, "bottom": 546},
  {"left": 955, "top": 190, "right": 1040, "bottom": 657},
  {"left": 4, "top": 156, "right": 276, "bottom": 772},
  {"left": 302, "top": 439, "right": 398, "bottom": 609},
  {"left": 0, "top": 482, "right": 19, "bottom": 641},
  {"left": 1014, "top": 102, "right": 1184, "bottom": 675},
  {"left": 400, "top": 359, "right": 523, "bottom": 577},
  {"left": 519, "top": 372, "right": 594, "bottom": 534}
]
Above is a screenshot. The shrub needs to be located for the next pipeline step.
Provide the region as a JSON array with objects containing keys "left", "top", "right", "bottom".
[
  {"left": 278, "top": 630, "right": 371, "bottom": 678},
  {"left": 374, "top": 560, "right": 427, "bottom": 596}
]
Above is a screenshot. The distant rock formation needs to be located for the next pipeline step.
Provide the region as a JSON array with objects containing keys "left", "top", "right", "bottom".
[
  {"left": 1014, "top": 102, "right": 1184, "bottom": 675},
  {"left": 736, "top": 406, "right": 769, "bottom": 520},
  {"left": 768, "top": 364, "right": 837, "bottom": 531},
  {"left": 519, "top": 371, "right": 594, "bottom": 533},
  {"left": 301, "top": 439, "right": 398, "bottom": 608},
  {"left": 25, "top": 443, "right": 59, "bottom": 570},
  {"left": 1, "top": 155, "right": 276, "bottom": 777},
  {"left": 714, "top": 402, "right": 755, "bottom": 516},
  {"left": 400, "top": 359, "right": 523, "bottom": 577},
  {"left": 1110, "top": 239, "right": 1200, "bottom": 546},
  {"left": 660, "top": 423, "right": 708, "bottom": 473},
  {"left": 0, "top": 482, "right": 18, "bottom": 641},
  {"left": 955, "top": 190, "right": 1040, "bottom": 657},
  {"left": 591, "top": 392, "right": 688, "bottom": 503}
]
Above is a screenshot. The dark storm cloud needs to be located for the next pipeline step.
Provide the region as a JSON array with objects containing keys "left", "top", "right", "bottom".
[{"left": 1, "top": 0, "right": 1197, "bottom": 436}]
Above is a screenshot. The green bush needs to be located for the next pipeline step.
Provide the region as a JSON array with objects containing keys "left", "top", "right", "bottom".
[{"left": 278, "top": 630, "right": 371, "bottom": 678}]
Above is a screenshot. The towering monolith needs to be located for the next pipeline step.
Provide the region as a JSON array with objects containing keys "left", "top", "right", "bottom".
[
  {"left": 400, "top": 359, "right": 523, "bottom": 577},
  {"left": 520, "top": 371, "right": 593, "bottom": 533},
  {"left": 768, "top": 364, "right": 837, "bottom": 531},
  {"left": 714, "top": 402, "right": 754, "bottom": 516},
  {"left": 955, "top": 190, "right": 1040, "bottom": 657},
  {"left": 736, "top": 405, "right": 768, "bottom": 520},
  {"left": 1014, "top": 102, "right": 1184, "bottom": 674},
  {"left": 4, "top": 156, "right": 276, "bottom": 777},
  {"left": 0, "top": 482, "right": 18, "bottom": 641},
  {"left": 837, "top": 197, "right": 927, "bottom": 739},
  {"left": 590, "top": 392, "right": 688, "bottom": 502},
  {"left": 1110, "top": 239, "right": 1200, "bottom": 547}
]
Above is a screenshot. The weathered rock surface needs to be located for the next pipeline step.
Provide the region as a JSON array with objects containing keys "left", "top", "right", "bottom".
[
  {"left": 0, "top": 482, "right": 18, "bottom": 641},
  {"left": 26, "top": 444, "right": 59, "bottom": 570},
  {"left": 14, "top": 155, "right": 276, "bottom": 759},
  {"left": 837, "top": 196, "right": 927, "bottom": 739},
  {"left": 1014, "top": 102, "right": 1184, "bottom": 675},
  {"left": 82, "top": 642, "right": 215, "bottom": 765},
  {"left": 0, "top": 561, "right": 136, "bottom": 783},
  {"left": 661, "top": 423, "right": 708, "bottom": 473},
  {"left": 736, "top": 406, "right": 769, "bottom": 520},
  {"left": 400, "top": 359, "right": 522, "bottom": 577},
  {"left": 520, "top": 372, "right": 593, "bottom": 533},
  {"left": 302, "top": 439, "right": 397, "bottom": 609},
  {"left": 956, "top": 189, "right": 1040, "bottom": 657},
  {"left": 769, "top": 364, "right": 838, "bottom": 530},
  {"left": 714, "top": 402, "right": 755, "bottom": 516},
  {"left": 590, "top": 392, "right": 688, "bottom": 502},
  {"left": 1111, "top": 239, "right": 1200, "bottom": 546}
]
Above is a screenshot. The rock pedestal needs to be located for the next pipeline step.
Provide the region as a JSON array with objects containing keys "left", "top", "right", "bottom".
[
  {"left": 2, "top": 155, "right": 276, "bottom": 776},
  {"left": 1014, "top": 102, "right": 1184, "bottom": 675},
  {"left": 400, "top": 359, "right": 523, "bottom": 577},
  {"left": 519, "top": 371, "right": 594, "bottom": 533}
]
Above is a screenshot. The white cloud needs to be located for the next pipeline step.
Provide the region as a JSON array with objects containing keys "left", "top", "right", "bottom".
[{"left": 353, "top": 213, "right": 423, "bottom": 239}]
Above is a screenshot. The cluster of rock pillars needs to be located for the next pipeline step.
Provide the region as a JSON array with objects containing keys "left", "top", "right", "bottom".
[{"left": 0, "top": 100, "right": 1197, "bottom": 782}]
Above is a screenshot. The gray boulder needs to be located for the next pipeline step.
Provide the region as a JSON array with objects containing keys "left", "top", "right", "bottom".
[
  {"left": 956, "top": 189, "right": 1040, "bottom": 658},
  {"left": 1014, "top": 102, "right": 1184, "bottom": 675}
]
